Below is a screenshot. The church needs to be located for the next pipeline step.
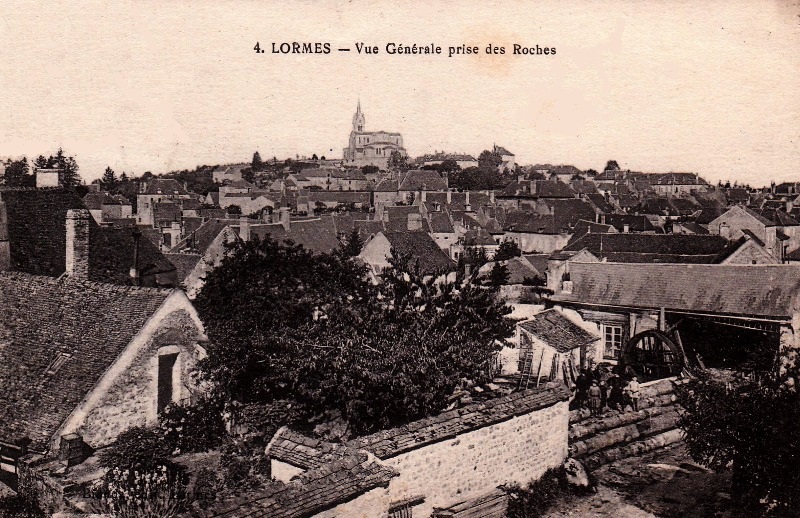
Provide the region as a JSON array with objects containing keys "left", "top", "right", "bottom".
[{"left": 343, "top": 101, "right": 407, "bottom": 169}]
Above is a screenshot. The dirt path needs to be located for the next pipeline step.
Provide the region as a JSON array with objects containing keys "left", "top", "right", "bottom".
[{"left": 546, "top": 443, "right": 734, "bottom": 518}]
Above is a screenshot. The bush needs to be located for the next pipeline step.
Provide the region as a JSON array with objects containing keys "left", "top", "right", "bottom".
[
  {"left": 160, "top": 396, "right": 226, "bottom": 454},
  {"left": 99, "top": 426, "right": 174, "bottom": 472},
  {"left": 504, "top": 467, "right": 568, "bottom": 518},
  {"left": 0, "top": 495, "right": 46, "bottom": 518},
  {"left": 90, "top": 464, "right": 188, "bottom": 518}
]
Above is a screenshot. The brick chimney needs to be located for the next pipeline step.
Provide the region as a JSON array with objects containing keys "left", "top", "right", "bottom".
[
  {"left": 279, "top": 207, "right": 291, "bottom": 231},
  {"left": 239, "top": 216, "right": 250, "bottom": 242},
  {"left": 0, "top": 194, "right": 9, "bottom": 271},
  {"left": 66, "top": 209, "right": 91, "bottom": 279},
  {"left": 407, "top": 213, "right": 423, "bottom": 231}
]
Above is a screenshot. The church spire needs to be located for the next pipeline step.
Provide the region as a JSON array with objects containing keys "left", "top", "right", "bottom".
[{"left": 352, "top": 100, "right": 365, "bottom": 132}]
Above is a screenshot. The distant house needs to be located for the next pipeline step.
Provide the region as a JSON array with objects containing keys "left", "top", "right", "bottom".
[
  {"left": 708, "top": 205, "right": 800, "bottom": 261},
  {"left": 493, "top": 145, "right": 515, "bottom": 171},
  {"left": 83, "top": 192, "right": 132, "bottom": 223},
  {"left": 496, "top": 179, "right": 576, "bottom": 210},
  {"left": 562, "top": 233, "right": 733, "bottom": 264},
  {"left": 418, "top": 152, "right": 478, "bottom": 169},
  {"left": 648, "top": 173, "right": 709, "bottom": 195},
  {"left": 359, "top": 230, "right": 456, "bottom": 279},
  {"left": 136, "top": 179, "right": 196, "bottom": 226},
  {"left": 501, "top": 210, "right": 576, "bottom": 253},
  {"left": 0, "top": 270, "right": 206, "bottom": 486},
  {"left": 212, "top": 164, "right": 245, "bottom": 184}
]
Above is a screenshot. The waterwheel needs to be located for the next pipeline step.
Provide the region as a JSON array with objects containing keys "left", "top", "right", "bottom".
[{"left": 620, "top": 329, "right": 686, "bottom": 381}]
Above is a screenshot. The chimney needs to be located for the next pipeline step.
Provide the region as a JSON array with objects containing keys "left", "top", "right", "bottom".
[
  {"left": 279, "top": 207, "right": 291, "bottom": 230},
  {"left": 464, "top": 263, "right": 472, "bottom": 278},
  {"left": 787, "top": 199, "right": 794, "bottom": 213},
  {"left": 65, "top": 209, "right": 91, "bottom": 279},
  {"left": 623, "top": 223, "right": 630, "bottom": 233},
  {"left": 130, "top": 227, "right": 141, "bottom": 285},
  {"left": 447, "top": 190, "right": 452, "bottom": 204},
  {"left": 407, "top": 213, "right": 423, "bottom": 231},
  {"left": 0, "top": 195, "right": 9, "bottom": 271},
  {"left": 59, "top": 433, "right": 89, "bottom": 467},
  {"left": 604, "top": 191, "right": 610, "bottom": 203},
  {"left": 600, "top": 214, "right": 606, "bottom": 225},
  {"left": 239, "top": 216, "right": 250, "bottom": 242},
  {"left": 489, "top": 190, "right": 495, "bottom": 204},
  {"left": 382, "top": 209, "right": 390, "bottom": 223}
]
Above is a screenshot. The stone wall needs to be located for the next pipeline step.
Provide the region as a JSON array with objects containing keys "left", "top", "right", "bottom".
[
  {"left": 72, "top": 309, "right": 204, "bottom": 449},
  {"left": 328, "top": 397, "right": 569, "bottom": 517}
]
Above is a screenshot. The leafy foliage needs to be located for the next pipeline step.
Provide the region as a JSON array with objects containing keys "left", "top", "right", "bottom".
[
  {"left": 677, "top": 366, "right": 800, "bottom": 515},
  {"left": 194, "top": 236, "right": 514, "bottom": 435},
  {"left": 504, "top": 467, "right": 568, "bottom": 518},
  {"left": 388, "top": 150, "right": 409, "bottom": 172},
  {"left": 251, "top": 151, "right": 263, "bottom": 172},
  {"left": 494, "top": 239, "right": 522, "bottom": 262},
  {"left": 341, "top": 227, "right": 364, "bottom": 256},
  {"left": 159, "top": 396, "right": 226, "bottom": 454},
  {"left": 489, "top": 261, "right": 510, "bottom": 287},
  {"left": 2, "top": 158, "right": 34, "bottom": 187},
  {"left": 90, "top": 464, "right": 188, "bottom": 518},
  {"left": 102, "top": 166, "right": 118, "bottom": 188},
  {"left": 0, "top": 495, "right": 46, "bottom": 518},
  {"left": 99, "top": 426, "right": 175, "bottom": 472}
]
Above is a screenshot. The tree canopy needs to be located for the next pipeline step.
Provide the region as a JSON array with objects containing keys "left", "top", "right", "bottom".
[
  {"left": 677, "top": 366, "right": 800, "bottom": 515},
  {"left": 388, "top": 150, "right": 409, "bottom": 172},
  {"left": 494, "top": 240, "right": 522, "bottom": 262},
  {"left": 194, "top": 236, "right": 514, "bottom": 435},
  {"left": 2, "top": 158, "right": 34, "bottom": 187}
]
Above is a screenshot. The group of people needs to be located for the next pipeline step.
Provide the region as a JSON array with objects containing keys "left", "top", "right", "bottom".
[{"left": 574, "top": 364, "right": 641, "bottom": 416}]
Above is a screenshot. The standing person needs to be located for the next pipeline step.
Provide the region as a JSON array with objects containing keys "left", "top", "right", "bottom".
[
  {"left": 575, "top": 369, "right": 589, "bottom": 409},
  {"left": 588, "top": 380, "right": 602, "bottom": 416},
  {"left": 626, "top": 376, "right": 641, "bottom": 411},
  {"left": 608, "top": 372, "right": 623, "bottom": 411}
]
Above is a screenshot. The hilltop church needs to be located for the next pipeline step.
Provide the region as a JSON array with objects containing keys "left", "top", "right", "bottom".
[{"left": 343, "top": 101, "right": 407, "bottom": 169}]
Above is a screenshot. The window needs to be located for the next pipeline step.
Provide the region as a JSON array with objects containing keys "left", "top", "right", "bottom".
[
  {"left": 603, "top": 324, "right": 624, "bottom": 359},
  {"left": 157, "top": 352, "right": 179, "bottom": 413},
  {"left": 45, "top": 353, "right": 72, "bottom": 375}
]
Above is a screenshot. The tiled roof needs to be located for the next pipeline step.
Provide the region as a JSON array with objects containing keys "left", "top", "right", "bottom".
[
  {"left": 571, "top": 180, "right": 598, "bottom": 194},
  {"left": 170, "top": 218, "right": 238, "bottom": 254},
  {"left": 384, "top": 206, "right": 431, "bottom": 233},
  {"left": 428, "top": 211, "right": 454, "bottom": 233},
  {"left": 678, "top": 222, "right": 710, "bottom": 235},
  {"left": 348, "top": 384, "right": 570, "bottom": 459},
  {"left": 154, "top": 201, "right": 181, "bottom": 223},
  {"left": 374, "top": 178, "right": 399, "bottom": 192},
  {"left": 567, "top": 219, "right": 616, "bottom": 245},
  {"left": 210, "top": 451, "right": 397, "bottom": 518},
  {"left": 308, "top": 191, "right": 370, "bottom": 204},
  {"left": 650, "top": 172, "right": 705, "bottom": 185},
  {"left": 91, "top": 226, "right": 176, "bottom": 281},
  {"left": 563, "top": 233, "right": 730, "bottom": 263},
  {"left": 518, "top": 309, "right": 599, "bottom": 353},
  {"left": 478, "top": 256, "right": 541, "bottom": 284},
  {"left": 398, "top": 170, "right": 448, "bottom": 191},
  {"left": 493, "top": 145, "right": 514, "bottom": 156},
  {"left": 164, "top": 253, "right": 202, "bottom": 283},
  {"left": 0, "top": 272, "right": 172, "bottom": 451},
  {"left": 142, "top": 178, "right": 190, "bottom": 195},
  {"left": 250, "top": 218, "right": 341, "bottom": 254},
  {"left": 585, "top": 193, "right": 615, "bottom": 213},
  {"left": 553, "top": 262, "right": 800, "bottom": 318},
  {"left": 498, "top": 180, "right": 575, "bottom": 199},
  {"left": 383, "top": 231, "right": 456, "bottom": 275},
  {"left": 602, "top": 214, "right": 656, "bottom": 232},
  {"left": 522, "top": 254, "right": 551, "bottom": 276},
  {"left": 82, "top": 192, "right": 115, "bottom": 210},
  {"left": 462, "top": 229, "right": 498, "bottom": 247}
]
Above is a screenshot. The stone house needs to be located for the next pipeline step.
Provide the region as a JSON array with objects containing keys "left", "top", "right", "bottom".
[
  {"left": 136, "top": 179, "right": 197, "bottom": 226},
  {"left": 493, "top": 145, "right": 515, "bottom": 171},
  {"left": 359, "top": 230, "right": 456, "bottom": 280},
  {"left": 0, "top": 267, "right": 206, "bottom": 487},
  {"left": 205, "top": 384, "right": 570, "bottom": 517},
  {"left": 708, "top": 205, "right": 800, "bottom": 261}
]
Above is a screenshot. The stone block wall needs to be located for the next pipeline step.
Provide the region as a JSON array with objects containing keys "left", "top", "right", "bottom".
[{"left": 332, "top": 399, "right": 569, "bottom": 517}]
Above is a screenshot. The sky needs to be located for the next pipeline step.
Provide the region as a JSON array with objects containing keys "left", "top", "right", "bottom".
[{"left": 1, "top": 0, "right": 798, "bottom": 186}]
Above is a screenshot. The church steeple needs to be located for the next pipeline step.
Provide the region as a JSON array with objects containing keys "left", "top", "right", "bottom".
[{"left": 352, "top": 100, "right": 365, "bottom": 132}]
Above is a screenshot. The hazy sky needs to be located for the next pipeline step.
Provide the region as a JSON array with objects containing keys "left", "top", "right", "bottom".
[{"left": 1, "top": 1, "right": 798, "bottom": 185}]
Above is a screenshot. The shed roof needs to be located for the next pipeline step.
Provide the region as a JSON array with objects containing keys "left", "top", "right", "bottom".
[{"left": 517, "top": 309, "right": 599, "bottom": 353}]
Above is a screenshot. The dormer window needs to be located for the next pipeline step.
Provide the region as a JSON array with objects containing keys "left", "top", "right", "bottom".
[{"left": 46, "top": 353, "right": 72, "bottom": 376}]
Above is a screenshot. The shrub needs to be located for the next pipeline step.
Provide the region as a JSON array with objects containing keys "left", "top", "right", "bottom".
[
  {"left": 90, "top": 464, "right": 188, "bottom": 518},
  {"left": 99, "top": 426, "right": 173, "bottom": 472},
  {"left": 0, "top": 495, "right": 46, "bottom": 518},
  {"left": 504, "top": 467, "right": 568, "bottom": 518},
  {"left": 160, "top": 396, "right": 226, "bottom": 454}
]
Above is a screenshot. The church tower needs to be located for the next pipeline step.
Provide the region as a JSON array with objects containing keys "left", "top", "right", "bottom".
[{"left": 352, "top": 100, "right": 365, "bottom": 132}]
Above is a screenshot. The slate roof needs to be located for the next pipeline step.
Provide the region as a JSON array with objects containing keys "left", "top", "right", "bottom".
[
  {"left": 498, "top": 180, "right": 575, "bottom": 199},
  {"left": 382, "top": 231, "right": 456, "bottom": 275},
  {"left": 169, "top": 218, "right": 238, "bottom": 254},
  {"left": 154, "top": 201, "right": 181, "bottom": 223},
  {"left": 517, "top": 309, "right": 599, "bottom": 353},
  {"left": 563, "top": 233, "right": 730, "bottom": 263},
  {"left": 308, "top": 191, "right": 370, "bottom": 204},
  {"left": 348, "top": 384, "right": 570, "bottom": 459},
  {"left": 0, "top": 188, "right": 175, "bottom": 284},
  {"left": 397, "top": 170, "right": 448, "bottom": 191},
  {"left": 462, "top": 229, "right": 498, "bottom": 247},
  {"left": 570, "top": 180, "right": 597, "bottom": 195},
  {"left": 164, "top": 253, "right": 202, "bottom": 283},
  {"left": 384, "top": 206, "right": 431, "bottom": 233},
  {"left": 0, "top": 272, "right": 173, "bottom": 451},
  {"left": 523, "top": 254, "right": 551, "bottom": 276},
  {"left": 373, "top": 178, "right": 399, "bottom": 192},
  {"left": 552, "top": 262, "right": 800, "bottom": 318}
]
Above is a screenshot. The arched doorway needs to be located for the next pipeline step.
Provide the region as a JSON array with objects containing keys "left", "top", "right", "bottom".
[{"left": 620, "top": 330, "right": 686, "bottom": 381}]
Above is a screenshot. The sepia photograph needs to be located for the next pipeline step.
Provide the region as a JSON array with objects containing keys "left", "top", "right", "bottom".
[{"left": 1, "top": 1, "right": 799, "bottom": 516}]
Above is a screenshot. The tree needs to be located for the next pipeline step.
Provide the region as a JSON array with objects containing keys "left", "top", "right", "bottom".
[
  {"left": 34, "top": 155, "right": 47, "bottom": 169},
  {"left": 677, "top": 366, "right": 800, "bottom": 515},
  {"left": 584, "top": 169, "right": 598, "bottom": 178},
  {"left": 478, "top": 150, "right": 503, "bottom": 172},
  {"left": 341, "top": 228, "right": 364, "bottom": 257},
  {"left": 252, "top": 151, "right": 263, "bottom": 172},
  {"left": 226, "top": 204, "right": 242, "bottom": 215},
  {"left": 361, "top": 165, "right": 380, "bottom": 176},
  {"left": 194, "top": 237, "right": 514, "bottom": 435},
  {"left": 102, "top": 166, "right": 117, "bottom": 189},
  {"left": 388, "top": 150, "right": 409, "bottom": 172},
  {"left": 311, "top": 153, "right": 318, "bottom": 161},
  {"left": 604, "top": 160, "right": 620, "bottom": 171},
  {"left": 489, "top": 261, "right": 510, "bottom": 287},
  {"left": 494, "top": 240, "right": 522, "bottom": 262},
  {"left": 3, "top": 158, "right": 33, "bottom": 187},
  {"left": 41, "top": 148, "right": 81, "bottom": 188}
]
